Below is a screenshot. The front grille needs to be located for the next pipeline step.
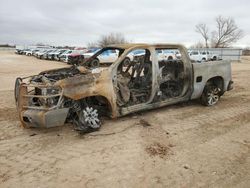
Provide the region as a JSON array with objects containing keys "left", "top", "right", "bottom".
[{"left": 15, "top": 77, "right": 63, "bottom": 110}]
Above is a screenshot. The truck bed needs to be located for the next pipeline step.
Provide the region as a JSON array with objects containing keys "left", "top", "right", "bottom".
[{"left": 191, "top": 60, "right": 232, "bottom": 99}]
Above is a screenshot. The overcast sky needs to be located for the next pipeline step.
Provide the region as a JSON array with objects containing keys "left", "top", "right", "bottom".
[{"left": 0, "top": 0, "right": 249, "bottom": 47}]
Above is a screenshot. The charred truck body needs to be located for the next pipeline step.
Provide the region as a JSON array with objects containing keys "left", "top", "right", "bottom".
[{"left": 15, "top": 44, "right": 233, "bottom": 133}]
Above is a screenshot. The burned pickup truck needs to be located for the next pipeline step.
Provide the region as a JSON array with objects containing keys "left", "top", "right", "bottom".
[{"left": 15, "top": 44, "right": 233, "bottom": 133}]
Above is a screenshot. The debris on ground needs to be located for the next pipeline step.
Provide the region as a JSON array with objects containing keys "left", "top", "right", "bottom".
[
  {"left": 145, "top": 142, "right": 169, "bottom": 158},
  {"left": 183, "top": 164, "right": 190, "bottom": 169}
]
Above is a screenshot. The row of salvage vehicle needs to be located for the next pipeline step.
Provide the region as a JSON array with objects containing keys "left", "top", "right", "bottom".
[
  {"left": 16, "top": 47, "right": 220, "bottom": 66},
  {"left": 15, "top": 47, "right": 184, "bottom": 65},
  {"left": 14, "top": 44, "right": 232, "bottom": 134},
  {"left": 15, "top": 48, "right": 99, "bottom": 64}
]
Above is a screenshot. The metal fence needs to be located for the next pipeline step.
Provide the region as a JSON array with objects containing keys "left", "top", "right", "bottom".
[{"left": 189, "top": 48, "right": 242, "bottom": 61}]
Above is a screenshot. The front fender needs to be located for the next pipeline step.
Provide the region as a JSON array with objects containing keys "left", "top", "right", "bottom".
[{"left": 57, "top": 70, "right": 118, "bottom": 118}]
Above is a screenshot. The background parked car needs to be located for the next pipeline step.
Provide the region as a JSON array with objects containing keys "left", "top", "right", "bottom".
[
  {"left": 35, "top": 49, "right": 52, "bottom": 59},
  {"left": 189, "top": 50, "right": 208, "bottom": 62},
  {"left": 58, "top": 50, "right": 74, "bottom": 62},
  {"left": 47, "top": 49, "right": 67, "bottom": 60},
  {"left": 15, "top": 49, "right": 24, "bottom": 54},
  {"left": 67, "top": 50, "right": 86, "bottom": 65},
  {"left": 97, "top": 49, "right": 118, "bottom": 63},
  {"left": 22, "top": 49, "right": 33, "bottom": 56},
  {"left": 157, "top": 49, "right": 177, "bottom": 61},
  {"left": 189, "top": 50, "right": 219, "bottom": 62},
  {"left": 82, "top": 48, "right": 100, "bottom": 59}
]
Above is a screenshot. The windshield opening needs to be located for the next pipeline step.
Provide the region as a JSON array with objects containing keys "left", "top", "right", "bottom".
[{"left": 81, "top": 47, "right": 125, "bottom": 68}]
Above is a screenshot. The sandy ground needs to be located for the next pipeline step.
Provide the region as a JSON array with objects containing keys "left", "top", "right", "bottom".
[{"left": 0, "top": 51, "right": 249, "bottom": 188}]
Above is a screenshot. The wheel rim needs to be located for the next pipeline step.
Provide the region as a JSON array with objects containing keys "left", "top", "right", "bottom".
[
  {"left": 207, "top": 88, "right": 220, "bottom": 105},
  {"left": 82, "top": 107, "right": 100, "bottom": 129}
]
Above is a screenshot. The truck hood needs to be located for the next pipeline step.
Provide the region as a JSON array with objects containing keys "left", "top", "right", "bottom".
[{"left": 30, "top": 66, "right": 104, "bottom": 88}]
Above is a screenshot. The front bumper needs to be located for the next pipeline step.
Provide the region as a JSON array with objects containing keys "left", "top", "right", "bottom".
[
  {"left": 15, "top": 77, "right": 68, "bottom": 128},
  {"left": 21, "top": 108, "right": 69, "bottom": 128}
]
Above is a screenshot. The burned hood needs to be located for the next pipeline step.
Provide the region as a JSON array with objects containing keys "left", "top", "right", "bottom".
[{"left": 30, "top": 66, "right": 103, "bottom": 88}]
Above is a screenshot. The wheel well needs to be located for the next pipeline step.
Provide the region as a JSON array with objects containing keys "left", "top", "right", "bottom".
[
  {"left": 83, "top": 96, "right": 112, "bottom": 117},
  {"left": 206, "top": 76, "right": 224, "bottom": 92}
]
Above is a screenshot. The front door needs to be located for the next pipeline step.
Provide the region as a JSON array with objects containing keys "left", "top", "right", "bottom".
[{"left": 115, "top": 48, "right": 153, "bottom": 107}]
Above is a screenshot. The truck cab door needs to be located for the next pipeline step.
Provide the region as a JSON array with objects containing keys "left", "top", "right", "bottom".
[
  {"left": 154, "top": 47, "right": 192, "bottom": 102},
  {"left": 114, "top": 48, "right": 153, "bottom": 108}
]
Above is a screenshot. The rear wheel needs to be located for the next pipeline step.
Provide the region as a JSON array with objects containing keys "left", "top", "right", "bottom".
[{"left": 201, "top": 84, "right": 221, "bottom": 106}]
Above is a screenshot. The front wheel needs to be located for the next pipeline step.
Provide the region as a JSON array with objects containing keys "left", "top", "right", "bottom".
[
  {"left": 73, "top": 106, "right": 101, "bottom": 134},
  {"left": 201, "top": 85, "right": 221, "bottom": 106}
]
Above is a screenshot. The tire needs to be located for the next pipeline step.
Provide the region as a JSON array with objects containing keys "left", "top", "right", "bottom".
[
  {"left": 213, "top": 56, "right": 217, "bottom": 61},
  {"left": 123, "top": 57, "right": 131, "bottom": 67},
  {"left": 201, "top": 84, "right": 221, "bottom": 106},
  {"left": 90, "top": 58, "right": 99, "bottom": 67},
  {"left": 202, "top": 58, "right": 206, "bottom": 61},
  {"left": 14, "top": 77, "right": 22, "bottom": 103},
  {"left": 73, "top": 106, "right": 101, "bottom": 134}
]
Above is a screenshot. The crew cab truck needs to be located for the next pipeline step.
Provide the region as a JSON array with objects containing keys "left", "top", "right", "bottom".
[
  {"left": 15, "top": 44, "right": 233, "bottom": 134},
  {"left": 189, "top": 50, "right": 218, "bottom": 62}
]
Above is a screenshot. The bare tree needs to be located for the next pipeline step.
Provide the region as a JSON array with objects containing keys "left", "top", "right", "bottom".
[
  {"left": 195, "top": 23, "right": 209, "bottom": 48},
  {"left": 97, "top": 33, "right": 127, "bottom": 47},
  {"left": 87, "top": 42, "right": 98, "bottom": 48},
  {"left": 195, "top": 16, "right": 243, "bottom": 48},
  {"left": 211, "top": 16, "right": 243, "bottom": 48},
  {"left": 190, "top": 41, "right": 205, "bottom": 49}
]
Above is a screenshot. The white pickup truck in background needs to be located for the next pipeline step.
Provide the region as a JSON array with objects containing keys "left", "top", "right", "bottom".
[{"left": 189, "top": 50, "right": 219, "bottom": 62}]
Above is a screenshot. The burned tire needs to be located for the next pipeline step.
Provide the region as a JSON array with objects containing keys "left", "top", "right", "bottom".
[
  {"left": 14, "top": 77, "right": 22, "bottom": 103},
  {"left": 73, "top": 106, "right": 101, "bottom": 134},
  {"left": 201, "top": 84, "right": 221, "bottom": 106}
]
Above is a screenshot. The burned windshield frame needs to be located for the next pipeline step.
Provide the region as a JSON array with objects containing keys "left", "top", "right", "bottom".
[{"left": 81, "top": 47, "right": 125, "bottom": 67}]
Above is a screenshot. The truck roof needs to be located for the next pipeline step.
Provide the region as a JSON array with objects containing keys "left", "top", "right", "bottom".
[{"left": 107, "top": 43, "right": 185, "bottom": 50}]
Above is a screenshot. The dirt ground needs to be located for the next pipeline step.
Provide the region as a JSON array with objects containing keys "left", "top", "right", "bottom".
[{"left": 0, "top": 50, "right": 249, "bottom": 188}]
